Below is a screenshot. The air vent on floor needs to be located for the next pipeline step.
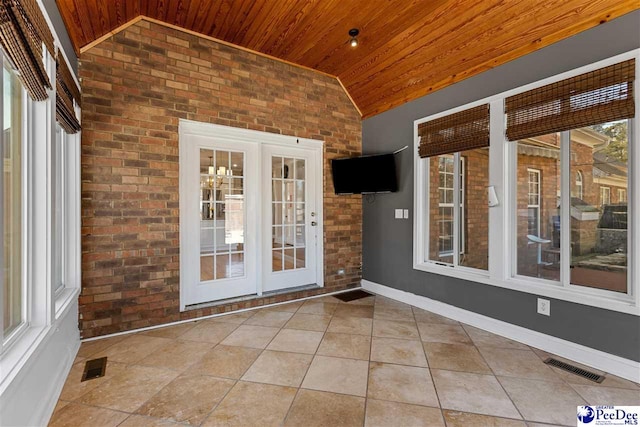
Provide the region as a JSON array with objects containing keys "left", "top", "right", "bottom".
[
  {"left": 334, "top": 290, "right": 373, "bottom": 302},
  {"left": 544, "top": 358, "right": 605, "bottom": 383},
  {"left": 81, "top": 357, "right": 107, "bottom": 382}
]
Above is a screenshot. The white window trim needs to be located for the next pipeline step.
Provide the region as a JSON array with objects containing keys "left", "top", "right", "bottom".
[
  {"left": 0, "top": 47, "right": 81, "bottom": 393},
  {"left": 619, "top": 188, "right": 627, "bottom": 202},
  {"left": 600, "top": 186, "right": 611, "bottom": 207},
  {"left": 576, "top": 171, "right": 583, "bottom": 200},
  {"left": 414, "top": 49, "right": 640, "bottom": 316}
]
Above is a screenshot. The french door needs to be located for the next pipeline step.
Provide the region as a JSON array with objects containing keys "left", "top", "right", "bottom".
[
  {"left": 179, "top": 121, "right": 323, "bottom": 309},
  {"left": 262, "top": 145, "right": 319, "bottom": 292}
]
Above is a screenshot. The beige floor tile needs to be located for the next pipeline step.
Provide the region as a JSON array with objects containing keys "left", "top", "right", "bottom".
[
  {"left": 298, "top": 301, "right": 339, "bottom": 315},
  {"left": 91, "top": 335, "right": 174, "bottom": 364},
  {"left": 137, "top": 339, "right": 213, "bottom": 371},
  {"left": 139, "top": 322, "right": 197, "bottom": 339},
  {"left": 373, "top": 306, "right": 415, "bottom": 322},
  {"left": 244, "top": 310, "right": 294, "bottom": 327},
  {"left": 571, "top": 384, "right": 640, "bottom": 405},
  {"left": 178, "top": 321, "right": 238, "bottom": 344},
  {"left": 77, "top": 335, "right": 127, "bottom": 359},
  {"left": 315, "top": 295, "right": 349, "bottom": 304},
  {"left": 284, "top": 389, "right": 365, "bottom": 427},
  {"left": 423, "top": 342, "right": 491, "bottom": 374},
  {"left": 52, "top": 400, "right": 71, "bottom": 415},
  {"left": 327, "top": 316, "right": 373, "bottom": 336},
  {"left": 48, "top": 402, "right": 129, "bottom": 427},
  {"left": 531, "top": 349, "right": 640, "bottom": 390},
  {"left": 334, "top": 304, "right": 375, "bottom": 319},
  {"left": 136, "top": 374, "right": 235, "bottom": 425},
  {"left": 208, "top": 311, "right": 254, "bottom": 324},
  {"left": 262, "top": 300, "right": 304, "bottom": 312},
  {"left": 412, "top": 308, "right": 459, "bottom": 325},
  {"left": 242, "top": 350, "right": 313, "bottom": 387},
  {"left": 417, "top": 323, "right": 471, "bottom": 345},
  {"left": 463, "top": 325, "right": 529, "bottom": 349},
  {"left": 302, "top": 355, "right": 370, "bottom": 396},
  {"left": 372, "top": 319, "right": 420, "bottom": 340},
  {"left": 79, "top": 364, "right": 179, "bottom": 412},
  {"left": 59, "top": 360, "right": 128, "bottom": 402},
  {"left": 186, "top": 344, "right": 261, "bottom": 379},
  {"left": 367, "top": 362, "right": 439, "bottom": 407},
  {"left": 370, "top": 337, "right": 428, "bottom": 367},
  {"left": 365, "top": 399, "right": 445, "bottom": 427},
  {"left": 266, "top": 329, "right": 324, "bottom": 354},
  {"left": 479, "top": 347, "right": 561, "bottom": 382},
  {"left": 499, "top": 376, "right": 587, "bottom": 425},
  {"left": 443, "top": 410, "right": 526, "bottom": 427},
  {"left": 317, "top": 333, "right": 371, "bottom": 360},
  {"left": 374, "top": 297, "right": 409, "bottom": 309},
  {"left": 285, "top": 313, "right": 332, "bottom": 332},
  {"left": 203, "top": 381, "right": 297, "bottom": 427},
  {"left": 344, "top": 295, "right": 376, "bottom": 306},
  {"left": 219, "top": 325, "right": 280, "bottom": 349},
  {"left": 432, "top": 369, "right": 521, "bottom": 419},
  {"left": 119, "top": 414, "right": 182, "bottom": 426}
]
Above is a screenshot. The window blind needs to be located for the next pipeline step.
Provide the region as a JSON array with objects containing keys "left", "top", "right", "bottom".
[
  {"left": 56, "top": 54, "right": 80, "bottom": 133},
  {"left": 505, "top": 59, "right": 635, "bottom": 141},
  {"left": 0, "top": 0, "right": 55, "bottom": 101},
  {"left": 418, "top": 104, "right": 490, "bottom": 158}
]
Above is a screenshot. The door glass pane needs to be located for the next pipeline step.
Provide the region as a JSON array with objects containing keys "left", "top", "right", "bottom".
[
  {"left": 516, "top": 134, "right": 561, "bottom": 281},
  {"left": 272, "top": 156, "right": 306, "bottom": 272},
  {"left": 284, "top": 248, "right": 295, "bottom": 270},
  {"left": 200, "top": 148, "right": 245, "bottom": 282},
  {"left": 570, "top": 122, "right": 628, "bottom": 293},
  {"left": 3, "top": 63, "right": 23, "bottom": 336}
]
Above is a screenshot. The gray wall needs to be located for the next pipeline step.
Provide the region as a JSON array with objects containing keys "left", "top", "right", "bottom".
[
  {"left": 362, "top": 10, "right": 640, "bottom": 362},
  {"left": 42, "top": 0, "right": 78, "bottom": 74}
]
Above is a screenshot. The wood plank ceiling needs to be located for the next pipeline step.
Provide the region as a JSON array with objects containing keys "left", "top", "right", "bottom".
[{"left": 56, "top": 0, "right": 639, "bottom": 118}]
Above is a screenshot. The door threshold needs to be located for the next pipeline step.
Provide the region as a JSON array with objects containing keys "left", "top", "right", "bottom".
[{"left": 185, "top": 284, "right": 322, "bottom": 311}]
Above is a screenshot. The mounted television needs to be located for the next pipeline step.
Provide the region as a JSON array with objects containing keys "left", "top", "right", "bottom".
[{"left": 331, "top": 153, "right": 398, "bottom": 195}]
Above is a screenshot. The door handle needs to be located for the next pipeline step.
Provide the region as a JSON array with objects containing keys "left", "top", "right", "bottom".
[{"left": 311, "top": 221, "right": 317, "bottom": 226}]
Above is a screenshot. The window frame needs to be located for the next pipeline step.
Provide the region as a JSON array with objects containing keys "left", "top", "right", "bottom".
[
  {"left": 600, "top": 186, "right": 611, "bottom": 207},
  {"left": 0, "top": 43, "right": 81, "bottom": 389},
  {"left": 575, "top": 171, "right": 583, "bottom": 200},
  {"left": 619, "top": 188, "right": 627, "bottom": 203},
  {"left": 414, "top": 49, "right": 640, "bottom": 316}
]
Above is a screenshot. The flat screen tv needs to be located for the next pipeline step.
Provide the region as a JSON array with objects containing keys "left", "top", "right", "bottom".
[{"left": 331, "top": 153, "right": 398, "bottom": 194}]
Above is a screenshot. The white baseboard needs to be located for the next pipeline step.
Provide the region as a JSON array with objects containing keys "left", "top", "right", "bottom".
[{"left": 362, "top": 279, "right": 640, "bottom": 383}]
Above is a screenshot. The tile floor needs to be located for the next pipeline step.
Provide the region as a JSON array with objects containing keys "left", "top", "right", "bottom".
[{"left": 50, "top": 293, "right": 640, "bottom": 427}]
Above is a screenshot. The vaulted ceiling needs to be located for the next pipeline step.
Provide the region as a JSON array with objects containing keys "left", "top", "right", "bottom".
[{"left": 56, "top": 0, "right": 638, "bottom": 118}]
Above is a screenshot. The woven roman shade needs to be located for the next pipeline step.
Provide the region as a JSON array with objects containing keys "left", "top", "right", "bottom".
[
  {"left": 505, "top": 59, "right": 635, "bottom": 141},
  {"left": 418, "top": 104, "right": 490, "bottom": 157},
  {"left": 0, "top": 0, "right": 55, "bottom": 101},
  {"left": 56, "top": 54, "right": 80, "bottom": 133}
]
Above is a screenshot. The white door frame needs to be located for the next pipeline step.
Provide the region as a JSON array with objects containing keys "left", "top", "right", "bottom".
[{"left": 179, "top": 119, "right": 324, "bottom": 311}]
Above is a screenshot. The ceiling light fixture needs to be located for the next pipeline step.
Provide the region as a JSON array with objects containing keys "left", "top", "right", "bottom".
[{"left": 349, "top": 28, "right": 359, "bottom": 48}]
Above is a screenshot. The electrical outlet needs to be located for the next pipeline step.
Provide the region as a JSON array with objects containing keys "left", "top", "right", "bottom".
[
  {"left": 394, "top": 209, "right": 403, "bottom": 219},
  {"left": 537, "top": 298, "right": 550, "bottom": 316}
]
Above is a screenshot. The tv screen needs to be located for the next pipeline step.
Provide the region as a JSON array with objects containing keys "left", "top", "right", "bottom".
[{"left": 331, "top": 153, "right": 398, "bottom": 194}]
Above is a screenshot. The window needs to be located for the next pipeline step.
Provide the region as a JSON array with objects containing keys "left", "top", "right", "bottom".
[
  {"left": 600, "top": 186, "right": 611, "bottom": 207},
  {"left": 2, "top": 61, "right": 24, "bottom": 339},
  {"left": 575, "top": 171, "right": 583, "bottom": 199},
  {"left": 516, "top": 138, "right": 561, "bottom": 282},
  {"left": 414, "top": 52, "right": 638, "bottom": 314},
  {"left": 618, "top": 189, "right": 627, "bottom": 203}
]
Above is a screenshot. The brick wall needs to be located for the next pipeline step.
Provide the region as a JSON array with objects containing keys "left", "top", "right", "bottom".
[{"left": 79, "top": 20, "right": 362, "bottom": 338}]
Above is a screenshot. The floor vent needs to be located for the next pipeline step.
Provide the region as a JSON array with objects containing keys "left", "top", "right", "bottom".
[
  {"left": 334, "top": 289, "right": 373, "bottom": 302},
  {"left": 82, "top": 357, "right": 107, "bottom": 382},
  {"left": 544, "top": 358, "right": 605, "bottom": 383}
]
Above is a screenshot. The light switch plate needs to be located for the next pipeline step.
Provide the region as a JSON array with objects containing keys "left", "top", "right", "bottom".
[
  {"left": 394, "top": 209, "right": 403, "bottom": 219},
  {"left": 403, "top": 209, "right": 409, "bottom": 219}
]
